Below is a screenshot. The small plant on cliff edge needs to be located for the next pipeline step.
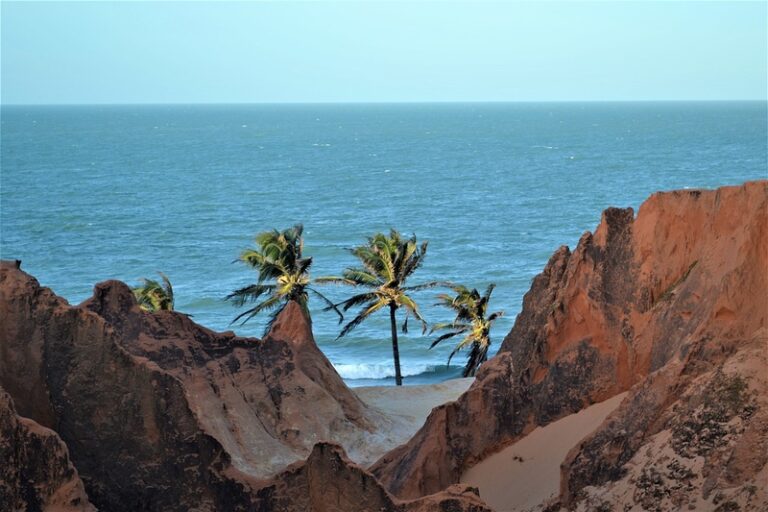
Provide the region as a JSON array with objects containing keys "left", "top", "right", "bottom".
[
  {"left": 318, "top": 230, "right": 445, "bottom": 386},
  {"left": 132, "top": 272, "right": 174, "bottom": 312},
  {"left": 227, "top": 224, "right": 342, "bottom": 335},
  {"left": 429, "top": 284, "right": 504, "bottom": 377}
]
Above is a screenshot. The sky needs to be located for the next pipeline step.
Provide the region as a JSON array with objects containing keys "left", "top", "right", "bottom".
[{"left": 1, "top": 1, "right": 766, "bottom": 104}]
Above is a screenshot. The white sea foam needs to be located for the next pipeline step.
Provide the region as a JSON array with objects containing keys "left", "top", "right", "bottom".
[{"left": 333, "top": 362, "right": 437, "bottom": 380}]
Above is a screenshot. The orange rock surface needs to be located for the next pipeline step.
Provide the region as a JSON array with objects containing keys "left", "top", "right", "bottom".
[
  {"left": 372, "top": 181, "right": 767, "bottom": 510},
  {"left": 0, "top": 260, "right": 489, "bottom": 511}
]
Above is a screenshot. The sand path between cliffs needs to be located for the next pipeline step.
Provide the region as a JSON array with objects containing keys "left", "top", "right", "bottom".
[
  {"left": 353, "top": 378, "right": 474, "bottom": 453},
  {"left": 461, "top": 392, "right": 628, "bottom": 512}
]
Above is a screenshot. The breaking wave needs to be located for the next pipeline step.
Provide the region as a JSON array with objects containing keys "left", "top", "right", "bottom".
[{"left": 333, "top": 362, "right": 443, "bottom": 380}]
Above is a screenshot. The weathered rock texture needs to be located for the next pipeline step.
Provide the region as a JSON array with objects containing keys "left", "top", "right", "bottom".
[
  {"left": 0, "top": 262, "right": 488, "bottom": 511},
  {"left": 564, "top": 331, "right": 768, "bottom": 511},
  {"left": 372, "top": 181, "right": 768, "bottom": 510},
  {"left": 0, "top": 389, "right": 95, "bottom": 512},
  {"left": 258, "top": 442, "right": 492, "bottom": 512}
]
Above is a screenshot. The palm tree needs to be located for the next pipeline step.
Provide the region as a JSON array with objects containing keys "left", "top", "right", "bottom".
[
  {"left": 227, "top": 224, "right": 341, "bottom": 335},
  {"left": 430, "top": 284, "right": 504, "bottom": 377},
  {"left": 319, "top": 230, "right": 443, "bottom": 386},
  {"left": 132, "top": 272, "right": 174, "bottom": 312}
]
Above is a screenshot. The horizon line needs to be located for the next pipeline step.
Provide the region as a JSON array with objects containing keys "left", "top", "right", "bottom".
[{"left": 2, "top": 99, "right": 767, "bottom": 108}]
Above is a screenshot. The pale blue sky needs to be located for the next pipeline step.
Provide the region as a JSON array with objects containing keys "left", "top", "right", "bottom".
[{"left": 2, "top": 1, "right": 766, "bottom": 104}]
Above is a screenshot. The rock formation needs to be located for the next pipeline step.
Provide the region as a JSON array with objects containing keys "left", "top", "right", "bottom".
[
  {"left": 0, "top": 260, "right": 488, "bottom": 511},
  {"left": 562, "top": 332, "right": 767, "bottom": 511},
  {"left": 372, "top": 181, "right": 768, "bottom": 510},
  {"left": 0, "top": 389, "right": 94, "bottom": 512},
  {"left": 258, "top": 442, "right": 491, "bottom": 512},
  {"left": 2, "top": 180, "right": 765, "bottom": 511}
]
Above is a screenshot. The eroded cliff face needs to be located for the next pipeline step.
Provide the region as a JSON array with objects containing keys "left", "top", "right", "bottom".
[
  {"left": 0, "top": 389, "right": 95, "bottom": 512},
  {"left": 372, "top": 181, "right": 768, "bottom": 509},
  {"left": 563, "top": 330, "right": 768, "bottom": 511},
  {"left": 3, "top": 181, "right": 765, "bottom": 511},
  {"left": 0, "top": 262, "right": 300, "bottom": 510},
  {"left": 257, "top": 442, "right": 492, "bottom": 512},
  {"left": 0, "top": 261, "right": 489, "bottom": 511}
]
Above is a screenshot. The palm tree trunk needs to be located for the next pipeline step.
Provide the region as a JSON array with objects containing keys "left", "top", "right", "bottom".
[{"left": 389, "top": 302, "right": 403, "bottom": 386}]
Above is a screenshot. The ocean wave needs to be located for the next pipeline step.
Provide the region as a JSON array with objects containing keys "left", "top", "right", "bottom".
[{"left": 333, "top": 362, "right": 441, "bottom": 380}]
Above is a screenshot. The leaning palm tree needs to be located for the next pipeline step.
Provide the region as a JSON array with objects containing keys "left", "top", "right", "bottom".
[
  {"left": 430, "top": 284, "right": 504, "bottom": 377},
  {"left": 227, "top": 224, "right": 341, "bottom": 335},
  {"left": 319, "top": 230, "right": 443, "bottom": 386},
  {"left": 132, "top": 272, "right": 174, "bottom": 312}
]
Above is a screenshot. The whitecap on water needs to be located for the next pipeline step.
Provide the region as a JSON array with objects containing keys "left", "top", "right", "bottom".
[{"left": 333, "top": 362, "right": 436, "bottom": 380}]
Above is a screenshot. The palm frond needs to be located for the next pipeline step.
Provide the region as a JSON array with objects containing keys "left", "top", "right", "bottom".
[
  {"left": 401, "top": 240, "right": 428, "bottom": 279},
  {"left": 225, "top": 284, "right": 277, "bottom": 307},
  {"left": 337, "top": 298, "right": 388, "bottom": 339},
  {"left": 337, "top": 292, "right": 380, "bottom": 312},
  {"left": 132, "top": 273, "right": 174, "bottom": 312},
  {"left": 403, "top": 280, "right": 454, "bottom": 292},
  {"left": 446, "top": 333, "right": 480, "bottom": 366},
  {"left": 313, "top": 276, "right": 359, "bottom": 286},
  {"left": 433, "top": 282, "right": 501, "bottom": 376},
  {"left": 230, "top": 224, "right": 343, "bottom": 327},
  {"left": 296, "top": 256, "right": 313, "bottom": 277},
  {"left": 429, "top": 330, "right": 463, "bottom": 349},
  {"left": 230, "top": 293, "right": 284, "bottom": 325},
  {"left": 307, "top": 286, "right": 344, "bottom": 323},
  {"left": 487, "top": 311, "right": 505, "bottom": 322},
  {"left": 483, "top": 283, "right": 496, "bottom": 302},
  {"left": 463, "top": 342, "right": 490, "bottom": 377},
  {"left": 430, "top": 321, "right": 471, "bottom": 334},
  {"left": 348, "top": 246, "right": 383, "bottom": 276},
  {"left": 158, "top": 272, "right": 174, "bottom": 307},
  {"left": 342, "top": 268, "right": 382, "bottom": 287},
  {"left": 397, "top": 293, "right": 428, "bottom": 333}
]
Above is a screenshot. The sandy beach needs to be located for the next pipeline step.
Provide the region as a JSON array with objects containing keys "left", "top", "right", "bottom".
[
  {"left": 353, "top": 378, "right": 475, "bottom": 458},
  {"left": 461, "top": 392, "right": 628, "bottom": 512}
]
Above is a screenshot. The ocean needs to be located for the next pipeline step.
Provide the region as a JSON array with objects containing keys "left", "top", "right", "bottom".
[{"left": 2, "top": 102, "right": 766, "bottom": 386}]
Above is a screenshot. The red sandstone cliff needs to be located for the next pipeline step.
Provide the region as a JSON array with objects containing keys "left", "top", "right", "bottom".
[
  {"left": 372, "top": 181, "right": 767, "bottom": 510},
  {"left": 257, "top": 442, "right": 491, "bottom": 512},
  {"left": 0, "top": 389, "right": 95, "bottom": 512},
  {"left": 0, "top": 260, "right": 487, "bottom": 511},
  {"left": 3, "top": 181, "right": 766, "bottom": 511}
]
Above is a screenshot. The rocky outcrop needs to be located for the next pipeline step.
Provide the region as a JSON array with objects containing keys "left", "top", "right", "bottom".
[
  {"left": 79, "top": 279, "right": 379, "bottom": 474},
  {"left": 258, "top": 442, "right": 492, "bottom": 512},
  {"left": 0, "top": 388, "right": 94, "bottom": 512},
  {"left": 372, "top": 181, "right": 768, "bottom": 509},
  {"left": 1, "top": 261, "right": 288, "bottom": 510},
  {"left": 0, "top": 260, "right": 490, "bottom": 511},
  {"left": 563, "top": 331, "right": 768, "bottom": 511},
  {"left": 3, "top": 180, "right": 765, "bottom": 511}
]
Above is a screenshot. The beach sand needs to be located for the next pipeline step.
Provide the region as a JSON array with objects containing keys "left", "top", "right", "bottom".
[
  {"left": 353, "top": 378, "right": 474, "bottom": 459},
  {"left": 461, "top": 392, "right": 628, "bottom": 512}
]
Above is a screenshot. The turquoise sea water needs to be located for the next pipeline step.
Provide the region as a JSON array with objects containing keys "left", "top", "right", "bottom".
[{"left": 2, "top": 102, "right": 766, "bottom": 386}]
